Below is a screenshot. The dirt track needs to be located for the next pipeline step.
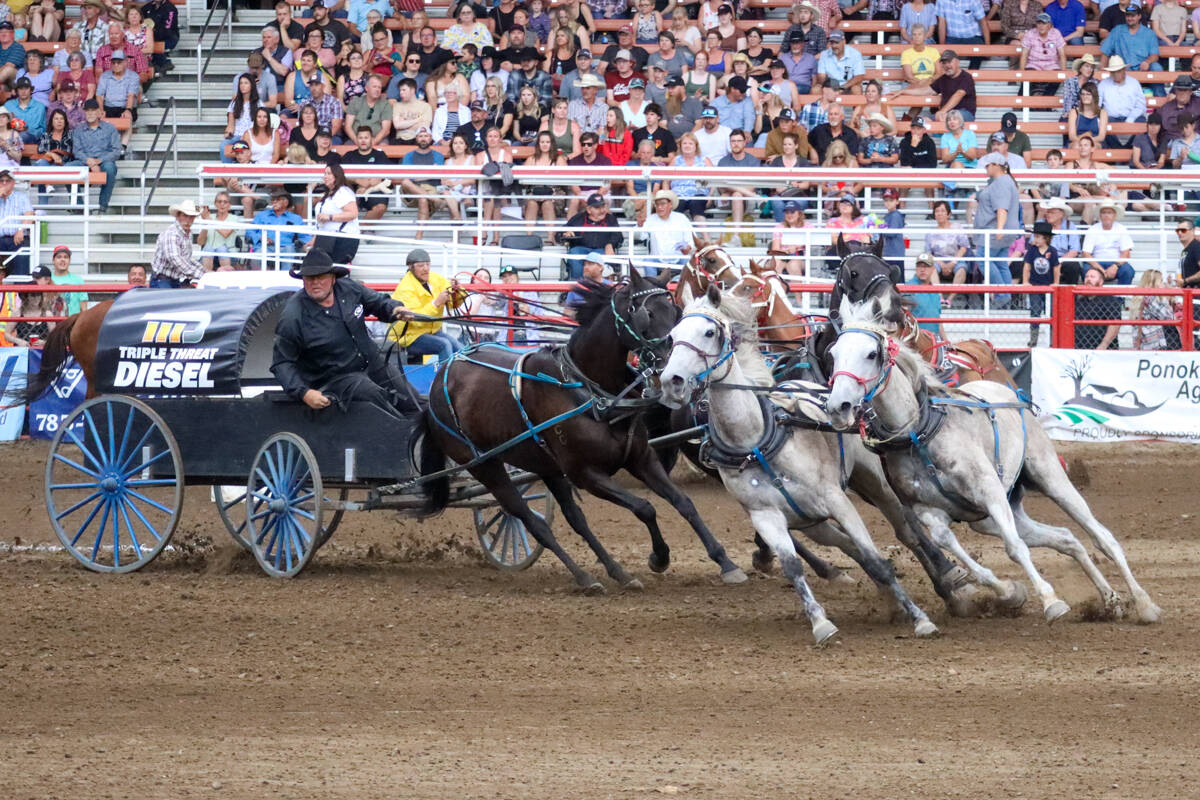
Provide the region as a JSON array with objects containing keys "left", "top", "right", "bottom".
[{"left": 1, "top": 439, "right": 1197, "bottom": 799}]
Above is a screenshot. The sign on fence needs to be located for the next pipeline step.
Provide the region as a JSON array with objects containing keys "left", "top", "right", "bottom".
[
  {"left": 0, "top": 348, "right": 28, "bottom": 441},
  {"left": 1032, "top": 349, "right": 1200, "bottom": 443},
  {"left": 27, "top": 350, "right": 87, "bottom": 441}
]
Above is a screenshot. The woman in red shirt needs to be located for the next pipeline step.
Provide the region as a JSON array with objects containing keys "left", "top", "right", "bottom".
[{"left": 598, "top": 105, "right": 633, "bottom": 165}]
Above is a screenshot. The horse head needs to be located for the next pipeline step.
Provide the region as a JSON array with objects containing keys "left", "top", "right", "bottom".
[
  {"left": 830, "top": 235, "right": 906, "bottom": 329},
  {"left": 691, "top": 240, "right": 742, "bottom": 289},
  {"left": 617, "top": 264, "right": 679, "bottom": 367}
]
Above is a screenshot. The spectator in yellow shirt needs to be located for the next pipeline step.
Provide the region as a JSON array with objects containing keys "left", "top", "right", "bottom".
[
  {"left": 894, "top": 23, "right": 941, "bottom": 99},
  {"left": 388, "top": 248, "right": 468, "bottom": 362}
]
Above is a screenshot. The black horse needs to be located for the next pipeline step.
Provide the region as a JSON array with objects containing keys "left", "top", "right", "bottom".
[{"left": 418, "top": 267, "right": 747, "bottom": 593}]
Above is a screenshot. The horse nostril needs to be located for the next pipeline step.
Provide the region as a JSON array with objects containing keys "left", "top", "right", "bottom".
[
  {"left": 669, "top": 374, "right": 684, "bottom": 386},
  {"left": 839, "top": 401, "right": 852, "bottom": 413}
]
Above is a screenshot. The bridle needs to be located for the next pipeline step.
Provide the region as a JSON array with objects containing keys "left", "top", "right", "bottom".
[
  {"left": 610, "top": 281, "right": 676, "bottom": 368},
  {"left": 828, "top": 324, "right": 899, "bottom": 407},
  {"left": 691, "top": 243, "right": 742, "bottom": 287},
  {"left": 670, "top": 311, "right": 738, "bottom": 392}
]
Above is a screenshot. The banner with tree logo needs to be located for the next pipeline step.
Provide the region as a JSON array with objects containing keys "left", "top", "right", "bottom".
[{"left": 1031, "top": 349, "right": 1200, "bottom": 443}]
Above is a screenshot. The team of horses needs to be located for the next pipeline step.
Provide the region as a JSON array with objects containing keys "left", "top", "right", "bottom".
[{"left": 21, "top": 240, "right": 1161, "bottom": 641}]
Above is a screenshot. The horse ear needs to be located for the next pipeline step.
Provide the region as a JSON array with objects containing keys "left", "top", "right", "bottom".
[
  {"left": 834, "top": 233, "right": 850, "bottom": 260},
  {"left": 705, "top": 282, "right": 722, "bottom": 306},
  {"left": 693, "top": 234, "right": 704, "bottom": 252},
  {"left": 748, "top": 258, "right": 761, "bottom": 275},
  {"left": 627, "top": 262, "right": 643, "bottom": 285},
  {"left": 651, "top": 267, "right": 672, "bottom": 288},
  {"left": 872, "top": 234, "right": 885, "bottom": 259}
]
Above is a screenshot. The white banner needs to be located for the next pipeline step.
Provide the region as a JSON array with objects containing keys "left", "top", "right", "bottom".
[
  {"left": 0, "top": 348, "right": 28, "bottom": 442},
  {"left": 1031, "top": 349, "right": 1200, "bottom": 443}
]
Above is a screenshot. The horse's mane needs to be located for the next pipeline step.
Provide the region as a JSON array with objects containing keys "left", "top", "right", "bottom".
[
  {"left": 692, "top": 291, "right": 775, "bottom": 387},
  {"left": 840, "top": 299, "right": 947, "bottom": 397},
  {"left": 571, "top": 279, "right": 617, "bottom": 329}
]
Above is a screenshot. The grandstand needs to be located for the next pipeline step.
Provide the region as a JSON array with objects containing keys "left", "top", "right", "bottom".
[{"left": 1, "top": 0, "right": 1196, "bottom": 351}]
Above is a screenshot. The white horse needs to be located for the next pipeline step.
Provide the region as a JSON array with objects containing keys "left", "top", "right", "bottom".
[
  {"left": 660, "top": 287, "right": 940, "bottom": 643},
  {"left": 826, "top": 297, "right": 1162, "bottom": 624}
]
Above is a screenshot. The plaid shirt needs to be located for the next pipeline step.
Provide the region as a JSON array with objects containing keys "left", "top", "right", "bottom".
[
  {"left": 151, "top": 220, "right": 204, "bottom": 283},
  {"left": 0, "top": 188, "right": 32, "bottom": 236},
  {"left": 304, "top": 93, "right": 344, "bottom": 128},
  {"left": 798, "top": 100, "right": 829, "bottom": 132},
  {"left": 938, "top": 0, "right": 986, "bottom": 39},
  {"left": 568, "top": 98, "right": 607, "bottom": 133},
  {"left": 95, "top": 43, "right": 149, "bottom": 77}
]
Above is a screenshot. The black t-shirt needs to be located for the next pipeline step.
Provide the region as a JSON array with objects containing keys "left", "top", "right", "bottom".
[
  {"left": 631, "top": 126, "right": 677, "bottom": 159},
  {"left": 455, "top": 120, "right": 495, "bottom": 152},
  {"left": 305, "top": 18, "right": 351, "bottom": 51},
  {"left": 1100, "top": 4, "right": 1149, "bottom": 33},
  {"left": 930, "top": 70, "right": 976, "bottom": 116},
  {"left": 290, "top": 126, "right": 319, "bottom": 159},
  {"left": 1074, "top": 294, "right": 1122, "bottom": 349},
  {"left": 809, "top": 124, "right": 859, "bottom": 163},
  {"left": 600, "top": 44, "right": 650, "bottom": 72},
  {"left": 409, "top": 43, "right": 453, "bottom": 75},
  {"left": 314, "top": 148, "right": 342, "bottom": 167},
  {"left": 1023, "top": 245, "right": 1059, "bottom": 285},
  {"left": 899, "top": 133, "right": 937, "bottom": 168},
  {"left": 340, "top": 147, "right": 393, "bottom": 166},
  {"left": 490, "top": 4, "right": 519, "bottom": 38},
  {"left": 268, "top": 18, "right": 305, "bottom": 45},
  {"left": 1180, "top": 238, "right": 1200, "bottom": 284}
]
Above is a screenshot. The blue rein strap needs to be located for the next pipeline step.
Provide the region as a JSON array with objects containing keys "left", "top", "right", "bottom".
[{"left": 751, "top": 446, "right": 812, "bottom": 523}]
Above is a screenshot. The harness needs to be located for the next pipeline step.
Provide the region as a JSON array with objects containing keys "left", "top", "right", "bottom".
[
  {"left": 834, "top": 324, "right": 1031, "bottom": 514},
  {"left": 691, "top": 243, "right": 742, "bottom": 287}
]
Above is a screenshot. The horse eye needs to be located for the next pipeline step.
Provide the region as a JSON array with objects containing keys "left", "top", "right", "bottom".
[
  {"left": 704, "top": 329, "right": 715, "bottom": 338},
  {"left": 867, "top": 351, "right": 877, "bottom": 360}
]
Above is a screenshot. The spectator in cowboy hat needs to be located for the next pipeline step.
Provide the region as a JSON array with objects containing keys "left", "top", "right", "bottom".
[
  {"left": 1097, "top": 55, "right": 1148, "bottom": 146},
  {"left": 149, "top": 199, "right": 206, "bottom": 288},
  {"left": 1157, "top": 75, "right": 1200, "bottom": 139},
  {"left": 273, "top": 248, "right": 420, "bottom": 416},
  {"left": 641, "top": 188, "right": 697, "bottom": 277},
  {"left": 858, "top": 112, "right": 898, "bottom": 167},
  {"left": 567, "top": 72, "right": 607, "bottom": 133},
  {"left": 1081, "top": 198, "right": 1136, "bottom": 284},
  {"left": 1040, "top": 196, "right": 1084, "bottom": 284},
  {"left": 248, "top": 189, "right": 312, "bottom": 263}
]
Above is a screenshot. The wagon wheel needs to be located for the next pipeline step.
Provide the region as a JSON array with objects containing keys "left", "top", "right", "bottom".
[
  {"left": 245, "top": 432, "right": 324, "bottom": 578},
  {"left": 473, "top": 480, "right": 551, "bottom": 571},
  {"left": 216, "top": 485, "right": 347, "bottom": 551},
  {"left": 44, "top": 395, "right": 184, "bottom": 573}
]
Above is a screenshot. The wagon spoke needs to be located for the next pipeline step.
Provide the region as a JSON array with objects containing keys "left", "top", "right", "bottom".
[
  {"left": 50, "top": 481, "right": 105, "bottom": 491},
  {"left": 117, "top": 498, "right": 144, "bottom": 557},
  {"left": 69, "top": 495, "right": 109, "bottom": 547},
  {"left": 82, "top": 410, "right": 111, "bottom": 470},
  {"left": 110, "top": 494, "right": 121, "bottom": 568},
  {"left": 54, "top": 490, "right": 104, "bottom": 521},
  {"left": 121, "top": 493, "right": 164, "bottom": 542},
  {"left": 106, "top": 402, "right": 117, "bottom": 464},
  {"left": 291, "top": 507, "right": 316, "bottom": 522},
  {"left": 120, "top": 448, "right": 173, "bottom": 480},
  {"left": 254, "top": 512, "right": 279, "bottom": 547},
  {"left": 91, "top": 498, "right": 113, "bottom": 563},
  {"left": 116, "top": 424, "right": 157, "bottom": 474},
  {"left": 63, "top": 427, "right": 104, "bottom": 474},
  {"left": 124, "top": 488, "right": 174, "bottom": 515},
  {"left": 113, "top": 402, "right": 137, "bottom": 470}
]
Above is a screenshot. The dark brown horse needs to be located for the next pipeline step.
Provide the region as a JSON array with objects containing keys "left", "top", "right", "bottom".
[
  {"left": 418, "top": 267, "right": 748, "bottom": 593},
  {"left": 17, "top": 299, "right": 114, "bottom": 404}
]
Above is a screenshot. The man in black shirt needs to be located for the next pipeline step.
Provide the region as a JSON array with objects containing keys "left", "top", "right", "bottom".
[
  {"left": 142, "top": 0, "right": 179, "bottom": 69},
  {"left": 305, "top": 1, "right": 351, "bottom": 51},
  {"left": 312, "top": 126, "right": 341, "bottom": 165},
  {"left": 497, "top": 24, "right": 531, "bottom": 70},
  {"left": 268, "top": 0, "right": 305, "bottom": 50},
  {"left": 556, "top": 193, "right": 623, "bottom": 278},
  {"left": 600, "top": 26, "right": 650, "bottom": 73},
  {"left": 1177, "top": 219, "right": 1200, "bottom": 286},
  {"left": 408, "top": 26, "right": 453, "bottom": 74},
  {"left": 631, "top": 104, "right": 677, "bottom": 163},
  {"left": 808, "top": 103, "right": 859, "bottom": 163},
  {"left": 272, "top": 248, "right": 418, "bottom": 415},
  {"left": 339, "top": 125, "right": 393, "bottom": 219},
  {"left": 455, "top": 101, "right": 494, "bottom": 151}
]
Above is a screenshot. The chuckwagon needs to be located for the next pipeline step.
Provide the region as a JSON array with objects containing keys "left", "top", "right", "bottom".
[{"left": 43, "top": 288, "right": 551, "bottom": 578}]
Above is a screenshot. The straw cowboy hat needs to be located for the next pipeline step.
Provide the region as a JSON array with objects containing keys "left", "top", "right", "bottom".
[
  {"left": 866, "top": 112, "right": 894, "bottom": 133},
  {"left": 1041, "top": 196, "right": 1072, "bottom": 216},
  {"left": 574, "top": 73, "right": 605, "bottom": 89},
  {"left": 1105, "top": 54, "right": 1129, "bottom": 72},
  {"left": 1096, "top": 197, "right": 1125, "bottom": 218},
  {"left": 168, "top": 199, "right": 202, "bottom": 217},
  {"left": 1072, "top": 53, "right": 1097, "bottom": 72},
  {"left": 653, "top": 188, "right": 679, "bottom": 209}
]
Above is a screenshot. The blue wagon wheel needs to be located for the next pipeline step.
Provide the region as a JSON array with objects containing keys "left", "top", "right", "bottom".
[
  {"left": 473, "top": 480, "right": 550, "bottom": 572},
  {"left": 245, "top": 432, "right": 324, "bottom": 578},
  {"left": 44, "top": 395, "right": 184, "bottom": 573},
  {"left": 216, "top": 486, "right": 345, "bottom": 552}
]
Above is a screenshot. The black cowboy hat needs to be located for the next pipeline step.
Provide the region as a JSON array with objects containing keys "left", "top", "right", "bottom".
[{"left": 290, "top": 248, "right": 349, "bottom": 279}]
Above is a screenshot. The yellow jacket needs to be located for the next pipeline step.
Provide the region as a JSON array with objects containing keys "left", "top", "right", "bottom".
[{"left": 388, "top": 269, "right": 466, "bottom": 347}]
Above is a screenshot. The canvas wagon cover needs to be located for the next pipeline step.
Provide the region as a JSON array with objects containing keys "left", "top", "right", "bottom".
[{"left": 95, "top": 288, "right": 294, "bottom": 395}]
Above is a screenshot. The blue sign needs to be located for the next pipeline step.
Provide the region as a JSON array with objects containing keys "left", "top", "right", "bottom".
[
  {"left": 0, "top": 348, "right": 28, "bottom": 441},
  {"left": 27, "top": 350, "right": 87, "bottom": 441}
]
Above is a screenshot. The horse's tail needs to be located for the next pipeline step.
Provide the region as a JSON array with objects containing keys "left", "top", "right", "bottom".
[
  {"left": 10, "top": 313, "right": 76, "bottom": 407},
  {"left": 414, "top": 411, "right": 451, "bottom": 517}
]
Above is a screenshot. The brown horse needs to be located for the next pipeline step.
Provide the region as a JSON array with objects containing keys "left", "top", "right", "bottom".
[{"left": 17, "top": 299, "right": 113, "bottom": 404}]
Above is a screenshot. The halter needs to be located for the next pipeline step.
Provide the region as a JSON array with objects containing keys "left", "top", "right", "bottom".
[
  {"left": 691, "top": 243, "right": 741, "bottom": 286},
  {"left": 670, "top": 311, "right": 738, "bottom": 391},
  {"left": 828, "top": 324, "right": 899, "bottom": 405},
  {"left": 610, "top": 282, "right": 674, "bottom": 367}
]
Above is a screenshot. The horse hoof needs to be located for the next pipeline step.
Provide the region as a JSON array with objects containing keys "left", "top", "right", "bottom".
[
  {"left": 999, "top": 580, "right": 1028, "bottom": 609},
  {"left": 647, "top": 552, "right": 670, "bottom": 574},
  {"left": 578, "top": 580, "right": 606, "bottom": 596},
  {"left": 622, "top": 577, "right": 645, "bottom": 592},
  {"left": 829, "top": 568, "right": 858, "bottom": 586},
  {"left": 811, "top": 619, "right": 839, "bottom": 645},
  {"left": 1044, "top": 599, "right": 1071, "bottom": 623},
  {"left": 1136, "top": 600, "right": 1163, "bottom": 625},
  {"left": 943, "top": 565, "right": 971, "bottom": 588},
  {"left": 721, "top": 567, "right": 749, "bottom": 585},
  {"left": 751, "top": 549, "right": 775, "bottom": 574},
  {"left": 946, "top": 584, "right": 980, "bottom": 617},
  {"left": 914, "top": 619, "right": 940, "bottom": 638}
]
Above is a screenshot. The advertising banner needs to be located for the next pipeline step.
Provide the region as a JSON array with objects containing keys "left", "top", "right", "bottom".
[
  {"left": 1031, "top": 349, "right": 1200, "bottom": 443},
  {"left": 26, "top": 350, "right": 87, "bottom": 441},
  {"left": 0, "top": 347, "right": 28, "bottom": 441}
]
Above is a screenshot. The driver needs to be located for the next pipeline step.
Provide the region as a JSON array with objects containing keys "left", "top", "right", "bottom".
[{"left": 271, "top": 249, "right": 420, "bottom": 415}]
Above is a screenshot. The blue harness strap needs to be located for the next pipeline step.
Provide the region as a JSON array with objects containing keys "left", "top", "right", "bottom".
[{"left": 751, "top": 446, "right": 812, "bottom": 523}]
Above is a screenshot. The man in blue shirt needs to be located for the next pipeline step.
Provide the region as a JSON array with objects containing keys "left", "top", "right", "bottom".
[
  {"left": 815, "top": 31, "right": 864, "bottom": 92},
  {"left": 1045, "top": 0, "right": 1087, "bottom": 44},
  {"left": 716, "top": 128, "right": 761, "bottom": 223},
  {"left": 1102, "top": 5, "right": 1162, "bottom": 94},
  {"left": 936, "top": 0, "right": 986, "bottom": 70},
  {"left": 0, "top": 21, "right": 25, "bottom": 86},
  {"left": 66, "top": 99, "right": 121, "bottom": 213},
  {"left": 249, "top": 190, "right": 311, "bottom": 263},
  {"left": 905, "top": 254, "right": 946, "bottom": 337},
  {"left": 398, "top": 126, "right": 460, "bottom": 232},
  {"left": 708, "top": 76, "right": 756, "bottom": 131},
  {"left": 4, "top": 76, "right": 46, "bottom": 143}
]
